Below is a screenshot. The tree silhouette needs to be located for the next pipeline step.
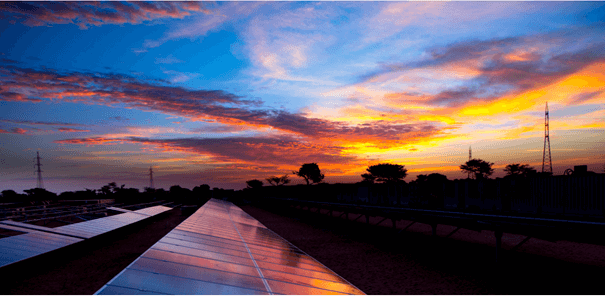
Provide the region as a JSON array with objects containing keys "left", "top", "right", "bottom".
[
  {"left": 99, "top": 182, "right": 125, "bottom": 195},
  {"left": 23, "top": 188, "right": 57, "bottom": 201},
  {"left": 293, "top": 163, "right": 325, "bottom": 185},
  {"left": 426, "top": 173, "right": 448, "bottom": 183},
  {"left": 504, "top": 163, "right": 537, "bottom": 177},
  {"left": 1, "top": 190, "right": 20, "bottom": 201},
  {"left": 266, "top": 175, "right": 290, "bottom": 186},
  {"left": 361, "top": 163, "right": 407, "bottom": 183},
  {"left": 460, "top": 159, "right": 494, "bottom": 179},
  {"left": 246, "top": 179, "right": 264, "bottom": 189}
]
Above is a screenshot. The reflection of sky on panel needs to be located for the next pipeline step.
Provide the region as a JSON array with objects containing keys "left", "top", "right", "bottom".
[
  {"left": 55, "top": 206, "right": 171, "bottom": 238},
  {"left": 95, "top": 199, "right": 364, "bottom": 295},
  {"left": 0, "top": 205, "right": 171, "bottom": 268},
  {"left": 0, "top": 226, "right": 83, "bottom": 268}
]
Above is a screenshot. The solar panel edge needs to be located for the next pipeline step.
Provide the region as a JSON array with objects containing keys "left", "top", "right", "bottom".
[
  {"left": 138, "top": 249, "right": 360, "bottom": 293},
  {"left": 223, "top": 204, "right": 273, "bottom": 295},
  {"left": 239, "top": 205, "right": 366, "bottom": 295},
  {"left": 154, "top": 238, "right": 338, "bottom": 274},
  {"left": 94, "top": 206, "right": 209, "bottom": 295},
  {"left": 96, "top": 200, "right": 364, "bottom": 295},
  {"left": 126, "top": 259, "right": 270, "bottom": 293}
]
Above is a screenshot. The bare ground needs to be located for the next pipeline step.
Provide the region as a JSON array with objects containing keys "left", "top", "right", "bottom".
[
  {"left": 239, "top": 203, "right": 605, "bottom": 295},
  {"left": 1, "top": 202, "right": 604, "bottom": 295}
]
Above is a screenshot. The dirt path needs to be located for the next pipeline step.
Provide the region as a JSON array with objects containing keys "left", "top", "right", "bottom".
[
  {"left": 0, "top": 208, "right": 191, "bottom": 295},
  {"left": 240, "top": 203, "right": 605, "bottom": 295}
]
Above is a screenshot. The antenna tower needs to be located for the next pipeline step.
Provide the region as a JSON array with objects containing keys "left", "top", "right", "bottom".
[
  {"left": 468, "top": 146, "right": 472, "bottom": 179},
  {"left": 149, "top": 166, "right": 154, "bottom": 189},
  {"left": 35, "top": 151, "right": 44, "bottom": 189},
  {"left": 542, "top": 102, "right": 553, "bottom": 174}
]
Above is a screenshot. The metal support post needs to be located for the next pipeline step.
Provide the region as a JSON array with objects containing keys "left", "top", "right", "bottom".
[
  {"left": 431, "top": 223, "right": 438, "bottom": 236},
  {"left": 366, "top": 214, "right": 370, "bottom": 224},
  {"left": 392, "top": 218, "right": 397, "bottom": 229}
]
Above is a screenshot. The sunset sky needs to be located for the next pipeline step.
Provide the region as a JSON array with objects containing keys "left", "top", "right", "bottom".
[{"left": 1, "top": 2, "right": 604, "bottom": 193}]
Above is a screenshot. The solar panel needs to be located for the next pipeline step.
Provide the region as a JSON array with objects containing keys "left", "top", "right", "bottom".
[
  {"left": 134, "top": 206, "right": 172, "bottom": 216},
  {"left": 0, "top": 205, "right": 173, "bottom": 268},
  {"left": 0, "top": 228, "right": 83, "bottom": 268},
  {"left": 95, "top": 199, "right": 364, "bottom": 295},
  {"left": 55, "top": 206, "right": 172, "bottom": 238},
  {"left": 106, "top": 207, "right": 135, "bottom": 213}
]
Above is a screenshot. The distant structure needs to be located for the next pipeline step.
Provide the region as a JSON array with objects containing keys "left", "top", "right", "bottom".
[
  {"left": 468, "top": 146, "right": 472, "bottom": 179},
  {"left": 542, "top": 102, "right": 553, "bottom": 174},
  {"left": 35, "top": 151, "right": 44, "bottom": 189},
  {"left": 149, "top": 166, "right": 155, "bottom": 189}
]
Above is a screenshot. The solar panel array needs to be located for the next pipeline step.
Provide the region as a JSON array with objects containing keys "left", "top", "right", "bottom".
[
  {"left": 55, "top": 205, "right": 172, "bottom": 239},
  {"left": 96, "top": 199, "right": 364, "bottom": 295},
  {"left": 0, "top": 226, "right": 83, "bottom": 267},
  {"left": 0, "top": 205, "right": 173, "bottom": 268}
]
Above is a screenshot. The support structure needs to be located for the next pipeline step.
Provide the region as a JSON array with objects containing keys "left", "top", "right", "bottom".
[
  {"left": 468, "top": 146, "right": 472, "bottom": 179},
  {"left": 149, "top": 166, "right": 155, "bottom": 189},
  {"left": 35, "top": 151, "right": 44, "bottom": 189},
  {"left": 542, "top": 102, "right": 553, "bottom": 174}
]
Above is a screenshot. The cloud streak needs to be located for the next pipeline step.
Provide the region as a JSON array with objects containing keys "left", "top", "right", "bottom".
[
  {"left": 354, "top": 26, "right": 605, "bottom": 117},
  {"left": 1, "top": 64, "right": 447, "bottom": 149},
  {"left": 0, "top": 2, "right": 210, "bottom": 29},
  {"left": 0, "top": 127, "right": 27, "bottom": 134},
  {"left": 55, "top": 135, "right": 361, "bottom": 169}
]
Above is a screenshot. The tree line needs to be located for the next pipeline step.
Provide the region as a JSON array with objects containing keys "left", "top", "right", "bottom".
[
  {"left": 0, "top": 182, "right": 214, "bottom": 204},
  {"left": 246, "top": 159, "right": 564, "bottom": 189}
]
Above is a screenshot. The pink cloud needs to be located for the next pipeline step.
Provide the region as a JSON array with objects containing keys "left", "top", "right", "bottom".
[
  {"left": 2, "top": 64, "right": 447, "bottom": 148},
  {"left": 0, "top": 128, "right": 27, "bottom": 134},
  {"left": 0, "top": 2, "right": 211, "bottom": 29},
  {"left": 58, "top": 128, "right": 90, "bottom": 133}
]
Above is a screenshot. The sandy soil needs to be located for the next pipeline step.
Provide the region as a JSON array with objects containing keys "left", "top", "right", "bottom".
[{"left": 239, "top": 203, "right": 605, "bottom": 295}]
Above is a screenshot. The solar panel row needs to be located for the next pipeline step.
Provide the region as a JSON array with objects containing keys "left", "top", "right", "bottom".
[
  {"left": 0, "top": 227, "right": 83, "bottom": 267},
  {"left": 95, "top": 199, "right": 364, "bottom": 295},
  {"left": 0, "top": 205, "right": 173, "bottom": 268}
]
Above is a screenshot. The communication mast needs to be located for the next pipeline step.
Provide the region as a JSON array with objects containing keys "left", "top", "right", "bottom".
[
  {"left": 468, "top": 146, "right": 472, "bottom": 179},
  {"left": 35, "top": 151, "right": 44, "bottom": 189},
  {"left": 542, "top": 102, "right": 553, "bottom": 174},
  {"left": 149, "top": 166, "right": 154, "bottom": 189}
]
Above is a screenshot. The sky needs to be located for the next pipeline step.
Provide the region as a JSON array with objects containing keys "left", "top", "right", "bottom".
[{"left": 1, "top": 1, "right": 604, "bottom": 193}]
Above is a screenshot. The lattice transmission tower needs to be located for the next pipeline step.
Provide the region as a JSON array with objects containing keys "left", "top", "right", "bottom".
[
  {"left": 542, "top": 102, "right": 553, "bottom": 174},
  {"left": 149, "top": 166, "right": 155, "bottom": 189},
  {"left": 35, "top": 151, "right": 44, "bottom": 189},
  {"left": 468, "top": 146, "right": 472, "bottom": 179}
]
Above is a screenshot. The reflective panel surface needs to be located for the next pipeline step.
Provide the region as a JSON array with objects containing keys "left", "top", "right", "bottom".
[
  {"left": 0, "top": 230, "right": 83, "bottom": 267},
  {"left": 95, "top": 199, "right": 364, "bottom": 295},
  {"left": 134, "top": 206, "right": 172, "bottom": 216},
  {"left": 0, "top": 204, "right": 171, "bottom": 268}
]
